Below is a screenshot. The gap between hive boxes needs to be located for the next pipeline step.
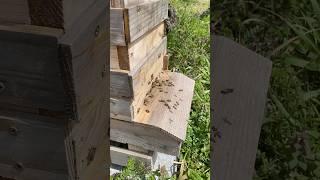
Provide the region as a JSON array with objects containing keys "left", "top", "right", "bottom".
[{"left": 110, "top": 142, "right": 178, "bottom": 176}]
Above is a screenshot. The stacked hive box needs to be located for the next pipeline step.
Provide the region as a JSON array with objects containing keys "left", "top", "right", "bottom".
[
  {"left": 110, "top": 0, "right": 195, "bottom": 175},
  {"left": 0, "top": 1, "right": 108, "bottom": 179}
]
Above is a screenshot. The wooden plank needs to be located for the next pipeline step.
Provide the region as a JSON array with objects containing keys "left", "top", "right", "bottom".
[
  {"left": 111, "top": 146, "right": 152, "bottom": 167},
  {"left": 0, "top": 2, "right": 109, "bottom": 179},
  {"left": 111, "top": 23, "right": 165, "bottom": 71},
  {"left": 211, "top": 36, "right": 272, "bottom": 180},
  {"left": 110, "top": 0, "right": 160, "bottom": 8},
  {"left": 0, "top": 0, "right": 105, "bottom": 30},
  {"left": 110, "top": 0, "right": 168, "bottom": 45},
  {"left": 0, "top": 114, "right": 68, "bottom": 179},
  {"left": 163, "top": 54, "right": 169, "bottom": 70},
  {"left": 110, "top": 40, "right": 166, "bottom": 121},
  {"left": 111, "top": 71, "right": 194, "bottom": 140},
  {"left": 0, "top": 0, "right": 31, "bottom": 24},
  {"left": 0, "top": 163, "right": 68, "bottom": 180},
  {"left": 110, "top": 71, "right": 194, "bottom": 155},
  {"left": 0, "top": 25, "right": 68, "bottom": 118},
  {"left": 128, "top": 144, "right": 150, "bottom": 154},
  {"left": 136, "top": 72, "right": 195, "bottom": 141},
  {"left": 111, "top": 37, "right": 167, "bottom": 99},
  {"left": 110, "top": 118, "right": 181, "bottom": 156},
  {"left": 110, "top": 8, "right": 126, "bottom": 45},
  {"left": 60, "top": 4, "right": 108, "bottom": 180}
]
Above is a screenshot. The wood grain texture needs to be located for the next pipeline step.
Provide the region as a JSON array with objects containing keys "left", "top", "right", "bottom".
[
  {"left": 0, "top": 1, "right": 109, "bottom": 179},
  {"left": 111, "top": 23, "right": 165, "bottom": 71},
  {"left": 111, "top": 0, "right": 159, "bottom": 8},
  {"left": 0, "top": 163, "right": 68, "bottom": 180},
  {"left": 0, "top": 0, "right": 105, "bottom": 30},
  {"left": 0, "top": 25, "right": 68, "bottom": 118},
  {"left": 110, "top": 0, "right": 168, "bottom": 45},
  {"left": 110, "top": 118, "right": 181, "bottom": 156},
  {"left": 110, "top": 71, "right": 195, "bottom": 156},
  {"left": 60, "top": 4, "right": 108, "bottom": 180},
  {"left": 0, "top": 115, "right": 68, "bottom": 176},
  {"left": 0, "top": 0, "right": 31, "bottom": 24},
  {"left": 136, "top": 71, "right": 195, "bottom": 141},
  {"left": 110, "top": 37, "right": 167, "bottom": 99},
  {"left": 211, "top": 36, "right": 272, "bottom": 180}
]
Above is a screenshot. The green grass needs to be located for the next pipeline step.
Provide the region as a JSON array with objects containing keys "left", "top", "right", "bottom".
[
  {"left": 214, "top": 0, "right": 320, "bottom": 179},
  {"left": 110, "top": 0, "right": 210, "bottom": 179},
  {"left": 168, "top": 0, "right": 210, "bottom": 179}
]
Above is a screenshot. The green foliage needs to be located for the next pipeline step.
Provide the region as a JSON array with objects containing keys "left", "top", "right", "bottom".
[
  {"left": 214, "top": 0, "right": 320, "bottom": 179},
  {"left": 168, "top": 0, "right": 210, "bottom": 179}
]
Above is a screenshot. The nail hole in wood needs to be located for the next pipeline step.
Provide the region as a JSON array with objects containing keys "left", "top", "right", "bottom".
[
  {"left": 8, "top": 127, "right": 18, "bottom": 136},
  {"left": 13, "top": 162, "right": 24, "bottom": 171},
  {"left": 0, "top": 82, "right": 5, "bottom": 93},
  {"left": 95, "top": 25, "right": 100, "bottom": 37}
]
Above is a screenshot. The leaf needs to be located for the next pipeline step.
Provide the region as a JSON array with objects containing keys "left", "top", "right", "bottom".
[
  {"left": 298, "top": 162, "right": 308, "bottom": 171},
  {"left": 306, "top": 130, "right": 320, "bottom": 139},
  {"left": 289, "top": 158, "right": 299, "bottom": 169},
  {"left": 311, "top": 0, "right": 320, "bottom": 21},
  {"left": 314, "top": 167, "right": 320, "bottom": 177},
  {"left": 285, "top": 57, "right": 309, "bottom": 68},
  {"left": 285, "top": 56, "right": 320, "bottom": 72},
  {"left": 301, "top": 89, "right": 320, "bottom": 101},
  {"left": 270, "top": 94, "right": 296, "bottom": 125}
]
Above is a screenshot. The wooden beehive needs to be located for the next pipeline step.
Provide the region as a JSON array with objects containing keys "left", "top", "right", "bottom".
[
  {"left": 109, "top": 0, "right": 195, "bottom": 173},
  {"left": 0, "top": 0, "right": 106, "bottom": 30},
  {"left": 111, "top": 23, "right": 165, "bottom": 71},
  {"left": 0, "top": 2, "right": 109, "bottom": 179},
  {"left": 111, "top": 37, "right": 167, "bottom": 121},
  {"left": 110, "top": 0, "right": 168, "bottom": 45}
]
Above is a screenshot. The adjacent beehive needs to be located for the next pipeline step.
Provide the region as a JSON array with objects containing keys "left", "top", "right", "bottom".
[{"left": 0, "top": 1, "right": 109, "bottom": 179}]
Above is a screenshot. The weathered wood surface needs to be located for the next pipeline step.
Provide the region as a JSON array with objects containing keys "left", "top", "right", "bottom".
[
  {"left": 111, "top": 0, "right": 159, "bottom": 8},
  {"left": 110, "top": 71, "right": 195, "bottom": 156},
  {"left": 110, "top": 40, "right": 166, "bottom": 121},
  {"left": 0, "top": 0, "right": 31, "bottom": 24},
  {"left": 0, "top": 114, "right": 68, "bottom": 179},
  {"left": 0, "top": 164, "right": 68, "bottom": 180},
  {"left": 60, "top": 4, "right": 108, "bottom": 180},
  {"left": 136, "top": 72, "right": 195, "bottom": 141},
  {"left": 111, "top": 23, "right": 165, "bottom": 71},
  {"left": 0, "top": 25, "right": 67, "bottom": 118},
  {"left": 0, "top": 0, "right": 105, "bottom": 30},
  {"left": 0, "top": 2, "right": 109, "bottom": 179},
  {"left": 211, "top": 35, "right": 272, "bottom": 180},
  {"left": 110, "top": 0, "right": 168, "bottom": 45},
  {"left": 110, "top": 118, "right": 181, "bottom": 156}
]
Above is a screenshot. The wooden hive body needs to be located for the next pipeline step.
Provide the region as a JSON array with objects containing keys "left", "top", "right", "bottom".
[
  {"left": 111, "top": 23, "right": 165, "bottom": 71},
  {"left": 0, "top": 0, "right": 106, "bottom": 30},
  {"left": 110, "top": 0, "right": 168, "bottom": 45},
  {"left": 109, "top": 0, "right": 196, "bottom": 174},
  {"left": 0, "top": 2, "right": 109, "bottom": 180}
]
